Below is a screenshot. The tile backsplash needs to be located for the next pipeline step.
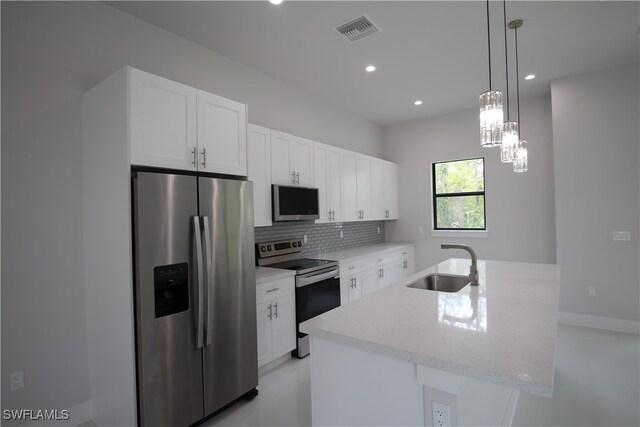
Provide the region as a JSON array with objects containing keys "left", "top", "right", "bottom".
[{"left": 255, "top": 221, "right": 385, "bottom": 256}]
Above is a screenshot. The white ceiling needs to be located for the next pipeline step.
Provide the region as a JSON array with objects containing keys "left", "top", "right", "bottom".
[{"left": 109, "top": 1, "right": 640, "bottom": 126}]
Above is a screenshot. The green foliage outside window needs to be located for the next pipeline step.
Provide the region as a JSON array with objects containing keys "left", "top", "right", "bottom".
[{"left": 433, "top": 158, "right": 486, "bottom": 230}]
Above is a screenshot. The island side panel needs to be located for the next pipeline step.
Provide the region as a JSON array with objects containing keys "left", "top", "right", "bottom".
[{"left": 309, "top": 336, "right": 424, "bottom": 426}]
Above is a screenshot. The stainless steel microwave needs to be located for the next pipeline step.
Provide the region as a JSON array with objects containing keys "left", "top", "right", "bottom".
[{"left": 272, "top": 185, "right": 320, "bottom": 221}]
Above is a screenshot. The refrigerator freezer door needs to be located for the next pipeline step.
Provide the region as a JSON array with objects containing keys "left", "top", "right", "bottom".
[
  {"left": 199, "top": 178, "right": 258, "bottom": 415},
  {"left": 133, "top": 172, "right": 204, "bottom": 427}
]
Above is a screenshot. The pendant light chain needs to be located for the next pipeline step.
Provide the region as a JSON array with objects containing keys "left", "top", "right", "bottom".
[
  {"left": 486, "top": 0, "right": 492, "bottom": 89},
  {"left": 514, "top": 23, "right": 521, "bottom": 131},
  {"left": 503, "top": 0, "right": 510, "bottom": 120}
]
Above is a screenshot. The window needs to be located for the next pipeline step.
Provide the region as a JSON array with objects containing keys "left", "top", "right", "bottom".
[{"left": 432, "top": 158, "right": 486, "bottom": 230}]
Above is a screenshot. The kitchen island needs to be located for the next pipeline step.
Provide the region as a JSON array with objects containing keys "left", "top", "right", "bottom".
[{"left": 300, "top": 258, "right": 560, "bottom": 427}]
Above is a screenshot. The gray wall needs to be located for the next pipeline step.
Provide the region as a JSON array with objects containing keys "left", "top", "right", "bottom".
[
  {"left": 382, "top": 94, "right": 557, "bottom": 270},
  {"left": 551, "top": 64, "right": 639, "bottom": 322},
  {"left": 1, "top": 1, "right": 381, "bottom": 418},
  {"left": 255, "top": 221, "right": 386, "bottom": 257}
]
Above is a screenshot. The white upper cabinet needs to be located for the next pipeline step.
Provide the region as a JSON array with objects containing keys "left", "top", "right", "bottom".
[
  {"left": 371, "top": 159, "right": 399, "bottom": 220},
  {"left": 315, "top": 142, "right": 342, "bottom": 223},
  {"left": 196, "top": 90, "right": 247, "bottom": 176},
  {"left": 270, "top": 131, "right": 314, "bottom": 187},
  {"left": 270, "top": 130, "right": 294, "bottom": 185},
  {"left": 356, "top": 155, "right": 372, "bottom": 220},
  {"left": 383, "top": 161, "right": 399, "bottom": 219},
  {"left": 370, "top": 159, "right": 385, "bottom": 220},
  {"left": 292, "top": 136, "right": 314, "bottom": 187},
  {"left": 130, "top": 68, "right": 247, "bottom": 176},
  {"left": 247, "top": 124, "right": 272, "bottom": 227},
  {"left": 341, "top": 151, "right": 359, "bottom": 222},
  {"left": 130, "top": 68, "right": 197, "bottom": 170}
]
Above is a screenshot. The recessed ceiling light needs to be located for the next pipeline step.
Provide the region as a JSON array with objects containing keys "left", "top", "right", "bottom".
[
  {"left": 365, "top": 65, "right": 376, "bottom": 72},
  {"left": 525, "top": 74, "right": 536, "bottom": 80},
  {"left": 414, "top": 100, "right": 423, "bottom": 106},
  {"left": 269, "top": 0, "right": 283, "bottom": 5}
]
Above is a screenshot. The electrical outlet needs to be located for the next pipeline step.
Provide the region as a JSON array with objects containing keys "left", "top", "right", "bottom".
[
  {"left": 303, "top": 235, "right": 308, "bottom": 244},
  {"left": 377, "top": 227, "right": 380, "bottom": 234},
  {"left": 432, "top": 401, "right": 451, "bottom": 427},
  {"left": 613, "top": 231, "right": 631, "bottom": 241},
  {"left": 588, "top": 286, "right": 596, "bottom": 297},
  {"left": 10, "top": 371, "right": 24, "bottom": 391},
  {"left": 419, "top": 226, "right": 424, "bottom": 234},
  {"left": 340, "top": 230, "right": 344, "bottom": 239}
]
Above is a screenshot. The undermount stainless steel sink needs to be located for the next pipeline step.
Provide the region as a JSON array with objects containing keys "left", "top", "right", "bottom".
[{"left": 407, "top": 274, "right": 470, "bottom": 293}]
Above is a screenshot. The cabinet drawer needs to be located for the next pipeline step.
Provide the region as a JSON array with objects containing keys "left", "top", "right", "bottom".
[
  {"left": 256, "top": 277, "right": 294, "bottom": 304},
  {"left": 341, "top": 259, "right": 364, "bottom": 274},
  {"left": 366, "top": 252, "right": 401, "bottom": 267}
]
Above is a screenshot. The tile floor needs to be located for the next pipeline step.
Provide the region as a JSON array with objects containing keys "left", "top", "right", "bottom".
[{"left": 204, "top": 324, "right": 639, "bottom": 427}]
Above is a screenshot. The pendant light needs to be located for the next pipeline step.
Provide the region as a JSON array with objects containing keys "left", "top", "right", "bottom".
[
  {"left": 500, "top": 0, "right": 518, "bottom": 163},
  {"left": 509, "top": 19, "right": 528, "bottom": 173},
  {"left": 479, "top": 0, "right": 503, "bottom": 148}
]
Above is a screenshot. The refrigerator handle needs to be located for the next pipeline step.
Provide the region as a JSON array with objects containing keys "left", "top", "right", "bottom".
[
  {"left": 202, "top": 216, "right": 213, "bottom": 347},
  {"left": 193, "top": 216, "right": 204, "bottom": 349}
]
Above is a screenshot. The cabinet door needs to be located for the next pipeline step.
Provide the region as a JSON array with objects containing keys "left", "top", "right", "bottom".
[
  {"left": 384, "top": 162, "right": 399, "bottom": 219},
  {"left": 348, "top": 275, "right": 363, "bottom": 302},
  {"left": 256, "top": 301, "right": 273, "bottom": 367},
  {"left": 370, "top": 159, "right": 385, "bottom": 220},
  {"left": 327, "top": 147, "right": 343, "bottom": 222},
  {"left": 292, "top": 136, "right": 314, "bottom": 187},
  {"left": 342, "top": 151, "right": 359, "bottom": 222},
  {"left": 271, "top": 130, "right": 294, "bottom": 185},
  {"left": 356, "top": 155, "right": 372, "bottom": 220},
  {"left": 271, "top": 293, "right": 296, "bottom": 359},
  {"left": 314, "top": 142, "right": 330, "bottom": 223},
  {"left": 196, "top": 90, "right": 247, "bottom": 175},
  {"left": 364, "top": 269, "right": 380, "bottom": 297},
  {"left": 380, "top": 261, "right": 404, "bottom": 288},
  {"left": 130, "top": 69, "right": 197, "bottom": 170},
  {"left": 248, "top": 124, "right": 272, "bottom": 227}
]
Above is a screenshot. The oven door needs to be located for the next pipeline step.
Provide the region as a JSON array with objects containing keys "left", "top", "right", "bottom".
[{"left": 293, "top": 267, "right": 340, "bottom": 357}]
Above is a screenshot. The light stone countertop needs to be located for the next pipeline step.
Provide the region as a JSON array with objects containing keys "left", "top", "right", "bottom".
[
  {"left": 300, "top": 258, "right": 560, "bottom": 397},
  {"left": 255, "top": 266, "right": 296, "bottom": 285},
  {"left": 311, "top": 242, "right": 416, "bottom": 262}
]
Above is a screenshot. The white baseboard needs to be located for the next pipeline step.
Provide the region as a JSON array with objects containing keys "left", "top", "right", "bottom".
[
  {"left": 559, "top": 311, "right": 640, "bottom": 334},
  {"left": 21, "top": 400, "right": 92, "bottom": 427}
]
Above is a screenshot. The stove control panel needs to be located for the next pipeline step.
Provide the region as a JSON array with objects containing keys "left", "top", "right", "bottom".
[{"left": 257, "top": 238, "right": 303, "bottom": 259}]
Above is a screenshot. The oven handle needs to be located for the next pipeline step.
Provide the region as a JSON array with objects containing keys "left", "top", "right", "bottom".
[{"left": 296, "top": 268, "right": 340, "bottom": 288}]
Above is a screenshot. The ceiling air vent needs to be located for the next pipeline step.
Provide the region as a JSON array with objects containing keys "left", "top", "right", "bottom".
[{"left": 335, "top": 15, "right": 381, "bottom": 43}]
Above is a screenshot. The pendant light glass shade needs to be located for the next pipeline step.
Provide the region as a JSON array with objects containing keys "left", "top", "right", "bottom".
[
  {"left": 479, "top": 90, "right": 503, "bottom": 147},
  {"left": 513, "top": 140, "right": 528, "bottom": 172},
  {"left": 501, "top": 121, "right": 518, "bottom": 162}
]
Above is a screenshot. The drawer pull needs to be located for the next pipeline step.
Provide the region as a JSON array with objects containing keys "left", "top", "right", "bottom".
[
  {"left": 266, "top": 287, "right": 280, "bottom": 293},
  {"left": 402, "top": 252, "right": 407, "bottom": 255},
  {"left": 377, "top": 258, "right": 384, "bottom": 262},
  {"left": 349, "top": 266, "right": 356, "bottom": 270}
]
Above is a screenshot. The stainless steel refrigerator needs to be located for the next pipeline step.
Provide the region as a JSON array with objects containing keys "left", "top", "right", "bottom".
[{"left": 132, "top": 171, "right": 257, "bottom": 427}]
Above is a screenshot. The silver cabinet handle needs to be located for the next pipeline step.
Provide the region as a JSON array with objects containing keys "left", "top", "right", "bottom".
[
  {"left": 382, "top": 268, "right": 385, "bottom": 278},
  {"left": 296, "top": 172, "right": 300, "bottom": 184},
  {"left": 402, "top": 252, "right": 408, "bottom": 255},
  {"left": 191, "top": 148, "right": 197, "bottom": 167},
  {"left": 349, "top": 266, "right": 356, "bottom": 270},
  {"left": 193, "top": 216, "right": 204, "bottom": 349},
  {"left": 201, "top": 147, "right": 207, "bottom": 168},
  {"left": 377, "top": 258, "right": 384, "bottom": 262},
  {"left": 274, "top": 302, "right": 279, "bottom": 318},
  {"left": 268, "top": 303, "right": 272, "bottom": 320},
  {"left": 202, "top": 216, "right": 213, "bottom": 346},
  {"left": 404, "top": 260, "right": 408, "bottom": 269},
  {"left": 291, "top": 172, "right": 296, "bottom": 184},
  {"left": 266, "top": 287, "right": 280, "bottom": 293}
]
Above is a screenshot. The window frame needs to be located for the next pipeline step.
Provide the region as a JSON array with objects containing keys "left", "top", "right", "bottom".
[{"left": 432, "top": 157, "right": 487, "bottom": 231}]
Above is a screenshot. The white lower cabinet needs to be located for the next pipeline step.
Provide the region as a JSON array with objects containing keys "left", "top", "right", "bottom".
[
  {"left": 339, "top": 246, "right": 416, "bottom": 305},
  {"left": 256, "top": 277, "right": 296, "bottom": 368}
]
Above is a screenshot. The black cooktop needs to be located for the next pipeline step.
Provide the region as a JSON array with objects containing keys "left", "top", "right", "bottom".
[{"left": 269, "top": 258, "right": 339, "bottom": 275}]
